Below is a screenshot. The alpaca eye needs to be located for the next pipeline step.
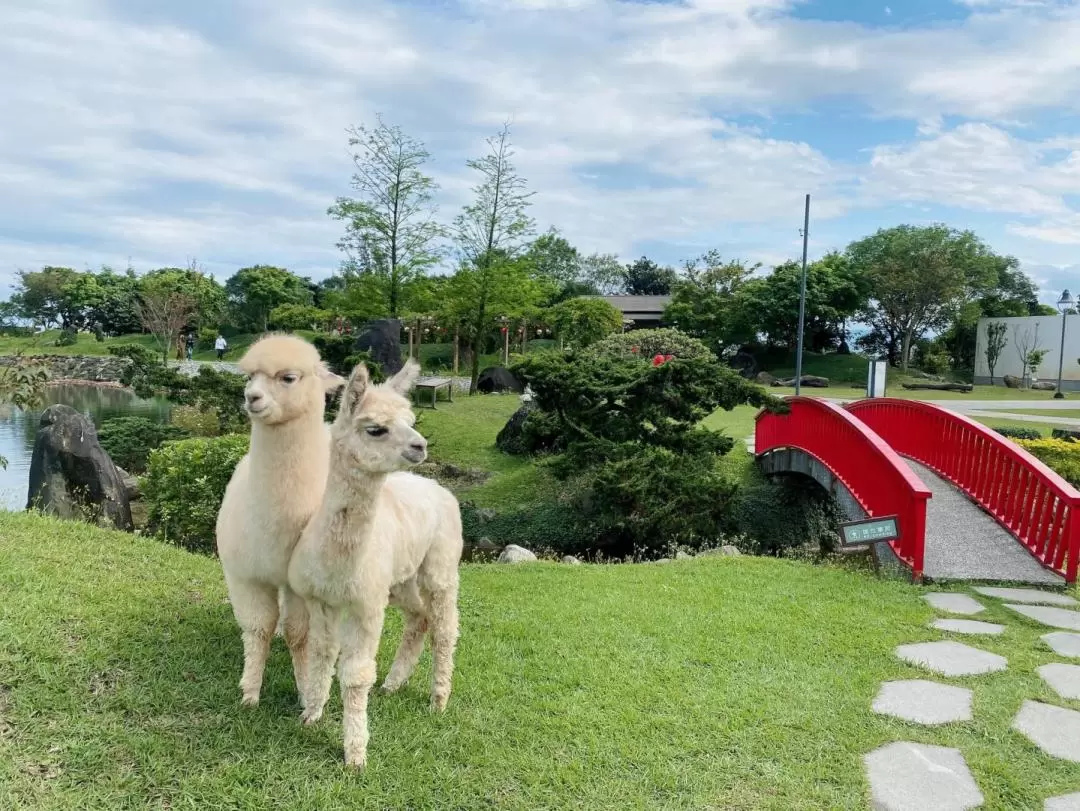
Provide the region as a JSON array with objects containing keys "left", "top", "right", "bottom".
[
  {"left": 281, "top": 374, "right": 298, "bottom": 384},
  {"left": 365, "top": 426, "right": 388, "bottom": 437}
]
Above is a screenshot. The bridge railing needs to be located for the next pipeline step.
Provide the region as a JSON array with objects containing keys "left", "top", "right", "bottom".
[
  {"left": 846, "top": 398, "right": 1080, "bottom": 585},
  {"left": 755, "top": 397, "right": 931, "bottom": 578}
]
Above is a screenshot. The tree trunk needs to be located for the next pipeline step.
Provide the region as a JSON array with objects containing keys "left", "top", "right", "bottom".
[
  {"left": 469, "top": 335, "right": 482, "bottom": 396},
  {"left": 901, "top": 327, "right": 914, "bottom": 371},
  {"left": 901, "top": 382, "right": 973, "bottom": 393},
  {"left": 453, "top": 328, "right": 460, "bottom": 376}
]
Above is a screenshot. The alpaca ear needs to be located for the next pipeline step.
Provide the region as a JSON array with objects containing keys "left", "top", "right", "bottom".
[
  {"left": 388, "top": 359, "right": 421, "bottom": 395},
  {"left": 340, "top": 363, "right": 370, "bottom": 415},
  {"left": 316, "top": 362, "right": 345, "bottom": 393}
]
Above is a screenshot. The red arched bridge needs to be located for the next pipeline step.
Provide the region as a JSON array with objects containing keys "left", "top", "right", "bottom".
[{"left": 755, "top": 397, "right": 1079, "bottom": 586}]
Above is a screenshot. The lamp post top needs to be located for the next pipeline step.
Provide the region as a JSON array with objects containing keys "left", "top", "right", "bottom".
[{"left": 1058, "top": 289, "right": 1075, "bottom": 312}]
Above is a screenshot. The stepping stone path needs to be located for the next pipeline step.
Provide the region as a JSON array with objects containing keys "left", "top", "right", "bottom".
[
  {"left": 932, "top": 618, "right": 1005, "bottom": 635},
  {"left": 1044, "top": 631, "right": 1080, "bottom": 658},
  {"left": 1012, "top": 700, "right": 1080, "bottom": 762},
  {"left": 972, "top": 586, "right": 1078, "bottom": 607},
  {"left": 1045, "top": 793, "right": 1080, "bottom": 810},
  {"left": 863, "top": 742, "right": 983, "bottom": 811},
  {"left": 865, "top": 587, "right": 1080, "bottom": 807},
  {"left": 872, "top": 680, "right": 972, "bottom": 724},
  {"left": 1005, "top": 603, "right": 1080, "bottom": 632},
  {"left": 1038, "top": 663, "right": 1080, "bottom": 700},
  {"left": 895, "top": 640, "right": 1007, "bottom": 676},
  {"left": 923, "top": 593, "right": 986, "bottom": 615}
]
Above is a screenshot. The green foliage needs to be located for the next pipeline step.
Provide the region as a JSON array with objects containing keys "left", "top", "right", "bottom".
[
  {"left": 143, "top": 434, "right": 250, "bottom": 554},
  {"left": 139, "top": 266, "right": 227, "bottom": 331},
  {"left": 1014, "top": 438, "right": 1080, "bottom": 487},
  {"left": 622, "top": 256, "right": 677, "bottom": 295},
  {"left": 225, "top": 265, "right": 313, "bottom": 333},
  {"left": 512, "top": 350, "right": 783, "bottom": 557},
  {"left": 169, "top": 404, "right": 223, "bottom": 437},
  {"left": 197, "top": 326, "right": 218, "bottom": 350},
  {"left": 994, "top": 426, "right": 1042, "bottom": 441},
  {"left": 665, "top": 251, "right": 758, "bottom": 354},
  {"left": 549, "top": 297, "right": 623, "bottom": 348},
  {"left": 524, "top": 229, "right": 583, "bottom": 289},
  {"left": 97, "top": 416, "right": 190, "bottom": 474},
  {"left": 459, "top": 501, "right": 594, "bottom": 555},
  {"left": 730, "top": 474, "right": 843, "bottom": 556},
  {"left": 55, "top": 327, "right": 78, "bottom": 346},
  {"left": 589, "top": 327, "right": 714, "bottom": 362},
  {"left": 984, "top": 320, "right": 1009, "bottom": 383},
  {"left": 269, "top": 303, "right": 330, "bottom": 331}
]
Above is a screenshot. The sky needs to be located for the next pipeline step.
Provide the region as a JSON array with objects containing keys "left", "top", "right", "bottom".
[{"left": 3, "top": 0, "right": 1080, "bottom": 302}]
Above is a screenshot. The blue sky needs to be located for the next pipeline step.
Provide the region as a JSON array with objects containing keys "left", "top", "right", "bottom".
[{"left": 3, "top": 0, "right": 1080, "bottom": 302}]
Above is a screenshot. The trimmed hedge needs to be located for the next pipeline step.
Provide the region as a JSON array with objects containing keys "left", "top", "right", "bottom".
[
  {"left": 1015, "top": 438, "right": 1080, "bottom": 488},
  {"left": 994, "top": 426, "right": 1042, "bottom": 441},
  {"left": 143, "top": 434, "right": 250, "bottom": 554}
]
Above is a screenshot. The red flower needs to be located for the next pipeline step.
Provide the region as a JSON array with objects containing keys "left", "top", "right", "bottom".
[
  {"left": 652, "top": 354, "right": 665, "bottom": 367},
  {"left": 631, "top": 346, "right": 639, "bottom": 354},
  {"left": 665, "top": 354, "right": 674, "bottom": 362},
  {"left": 500, "top": 327, "right": 507, "bottom": 334}
]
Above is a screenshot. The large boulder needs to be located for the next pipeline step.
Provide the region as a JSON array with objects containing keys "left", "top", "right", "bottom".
[
  {"left": 353, "top": 318, "right": 403, "bottom": 376},
  {"left": 1003, "top": 374, "right": 1022, "bottom": 389},
  {"left": 477, "top": 366, "right": 523, "bottom": 394},
  {"left": 27, "top": 404, "right": 133, "bottom": 531},
  {"left": 496, "top": 401, "right": 536, "bottom": 455},
  {"left": 729, "top": 349, "right": 759, "bottom": 380},
  {"left": 773, "top": 375, "right": 830, "bottom": 388},
  {"left": 498, "top": 544, "right": 537, "bottom": 564},
  {"left": 1032, "top": 381, "right": 1056, "bottom": 391}
]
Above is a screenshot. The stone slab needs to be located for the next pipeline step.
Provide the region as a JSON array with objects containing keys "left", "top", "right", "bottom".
[
  {"left": 864, "top": 741, "right": 983, "bottom": 811},
  {"left": 924, "top": 593, "right": 986, "bottom": 615},
  {"left": 1038, "top": 663, "right": 1080, "bottom": 700},
  {"left": 1005, "top": 604, "right": 1080, "bottom": 631},
  {"left": 1044, "top": 632, "right": 1080, "bottom": 658},
  {"left": 872, "top": 680, "right": 973, "bottom": 725},
  {"left": 1013, "top": 700, "right": 1080, "bottom": 762},
  {"left": 973, "top": 586, "right": 1077, "bottom": 607},
  {"left": 1045, "top": 792, "right": 1080, "bottom": 810},
  {"left": 933, "top": 618, "right": 1005, "bottom": 635},
  {"left": 895, "top": 640, "right": 1008, "bottom": 677}
]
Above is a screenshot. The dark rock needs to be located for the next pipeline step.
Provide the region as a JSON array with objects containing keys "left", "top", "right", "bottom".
[
  {"left": 353, "top": 318, "right": 403, "bottom": 376},
  {"left": 774, "top": 375, "right": 830, "bottom": 388},
  {"left": 477, "top": 366, "right": 523, "bottom": 394},
  {"left": 496, "top": 401, "right": 536, "bottom": 455},
  {"left": 1032, "top": 381, "right": 1057, "bottom": 391},
  {"left": 755, "top": 371, "right": 777, "bottom": 386},
  {"left": 115, "top": 466, "right": 141, "bottom": 501},
  {"left": 27, "top": 404, "right": 133, "bottom": 531},
  {"left": 729, "top": 350, "right": 759, "bottom": 379},
  {"left": 1003, "top": 374, "right": 1022, "bottom": 389}
]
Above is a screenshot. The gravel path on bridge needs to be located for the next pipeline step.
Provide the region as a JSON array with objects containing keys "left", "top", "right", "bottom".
[{"left": 908, "top": 460, "right": 1062, "bottom": 585}]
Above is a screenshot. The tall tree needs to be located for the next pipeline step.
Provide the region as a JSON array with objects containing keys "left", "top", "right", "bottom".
[
  {"left": 328, "top": 116, "right": 445, "bottom": 316},
  {"left": 845, "top": 224, "right": 999, "bottom": 370},
  {"left": 140, "top": 266, "right": 226, "bottom": 334},
  {"left": 664, "top": 251, "right": 759, "bottom": 356},
  {"left": 136, "top": 288, "right": 196, "bottom": 363},
  {"left": 224, "top": 265, "right": 312, "bottom": 332},
  {"left": 580, "top": 253, "right": 626, "bottom": 295},
  {"left": 623, "top": 256, "right": 677, "bottom": 295},
  {"left": 13, "top": 266, "right": 87, "bottom": 328},
  {"left": 984, "top": 321, "right": 1008, "bottom": 385},
  {"left": 525, "top": 229, "right": 582, "bottom": 288},
  {"left": 452, "top": 123, "right": 537, "bottom": 392}
]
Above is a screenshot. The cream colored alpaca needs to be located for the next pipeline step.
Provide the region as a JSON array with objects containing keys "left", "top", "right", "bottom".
[
  {"left": 288, "top": 359, "right": 463, "bottom": 768},
  {"left": 215, "top": 334, "right": 344, "bottom": 707}
]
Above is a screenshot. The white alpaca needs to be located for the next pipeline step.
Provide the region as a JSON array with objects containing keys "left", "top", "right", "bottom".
[
  {"left": 215, "top": 334, "right": 344, "bottom": 707},
  {"left": 288, "top": 359, "right": 463, "bottom": 768}
]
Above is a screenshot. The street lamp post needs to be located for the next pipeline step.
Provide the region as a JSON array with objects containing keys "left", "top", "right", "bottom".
[{"left": 1055, "top": 289, "right": 1075, "bottom": 399}]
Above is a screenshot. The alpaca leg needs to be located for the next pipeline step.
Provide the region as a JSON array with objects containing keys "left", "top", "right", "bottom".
[
  {"left": 227, "top": 577, "right": 279, "bottom": 707},
  {"left": 381, "top": 609, "right": 429, "bottom": 694},
  {"left": 281, "top": 588, "right": 309, "bottom": 707},
  {"left": 338, "top": 605, "right": 386, "bottom": 769},
  {"left": 426, "top": 585, "right": 460, "bottom": 712},
  {"left": 300, "top": 600, "right": 340, "bottom": 725}
]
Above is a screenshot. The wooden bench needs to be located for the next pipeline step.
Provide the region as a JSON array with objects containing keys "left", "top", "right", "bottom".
[{"left": 413, "top": 375, "right": 453, "bottom": 409}]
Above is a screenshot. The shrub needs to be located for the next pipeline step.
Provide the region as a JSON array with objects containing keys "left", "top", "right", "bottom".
[
  {"left": 994, "top": 426, "right": 1042, "bottom": 441},
  {"left": 270, "top": 304, "right": 331, "bottom": 332},
  {"left": 511, "top": 350, "right": 784, "bottom": 558},
  {"left": 170, "top": 404, "right": 222, "bottom": 437},
  {"left": 55, "top": 327, "right": 78, "bottom": 347},
  {"left": 143, "top": 434, "right": 250, "bottom": 554},
  {"left": 197, "top": 327, "right": 218, "bottom": 350},
  {"left": 1015, "top": 438, "right": 1080, "bottom": 487},
  {"left": 1051, "top": 428, "right": 1080, "bottom": 442},
  {"left": 588, "top": 327, "right": 714, "bottom": 363},
  {"left": 97, "top": 416, "right": 190, "bottom": 473},
  {"left": 729, "top": 473, "right": 843, "bottom": 557},
  {"left": 460, "top": 501, "right": 595, "bottom": 556}
]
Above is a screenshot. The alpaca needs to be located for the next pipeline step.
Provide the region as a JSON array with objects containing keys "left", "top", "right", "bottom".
[
  {"left": 215, "top": 334, "right": 344, "bottom": 707},
  {"left": 288, "top": 359, "right": 463, "bottom": 768}
]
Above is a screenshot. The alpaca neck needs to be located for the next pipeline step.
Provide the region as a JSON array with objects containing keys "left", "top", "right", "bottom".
[
  {"left": 249, "top": 409, "right": 327, "bottom": 499},
  {"left": 321, "top": 447, "right": 387, "bottom": 549}
]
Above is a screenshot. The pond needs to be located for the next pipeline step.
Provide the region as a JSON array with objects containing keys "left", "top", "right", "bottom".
[{"left": 0, "top": 384, "right": 172, "bottom": 510}]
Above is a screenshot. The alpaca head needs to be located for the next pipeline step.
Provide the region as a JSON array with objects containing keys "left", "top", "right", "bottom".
[
  {"left": 238, "top": 334, "right": 344, "bottom": 426},
  {"left": 332, "top": 359, "right": 427, "bottom": 473}
]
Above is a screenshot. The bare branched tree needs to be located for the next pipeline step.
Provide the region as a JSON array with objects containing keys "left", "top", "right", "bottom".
[
  {"left": 1013, "top": 323, "right": 1044, "bottom": 387},
  {"left": 137, "top": 289, "right": 196, "bottom": 363}
]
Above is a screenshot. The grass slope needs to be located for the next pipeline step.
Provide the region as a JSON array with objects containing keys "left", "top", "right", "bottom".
[{"left": 1, "top": 513, "right": 1078, "bottom": 809}]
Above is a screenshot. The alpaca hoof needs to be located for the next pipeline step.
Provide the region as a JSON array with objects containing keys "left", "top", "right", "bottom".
[
  {"left": 380, "top": 680, "right": 403, "bottom": 694},
  {"left": 241, "top": 692, "right": 260, "bottom": 707},
  {"left": 344, "top": 748, "right": 367, "bottom": 769},
  {"left": 300, "top": 707, "right": 323, "bottom": 726},
  {"left": 430, "top": 693, "right": 449, "bottom": 713}
]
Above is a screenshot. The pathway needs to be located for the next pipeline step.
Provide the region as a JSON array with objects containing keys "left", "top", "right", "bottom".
[
  {"left": 910, "top": 461, "right": 1062, "bottom": 585},
  {"left": 865, "top": 587, "right": 1080, "bottom": 810}
]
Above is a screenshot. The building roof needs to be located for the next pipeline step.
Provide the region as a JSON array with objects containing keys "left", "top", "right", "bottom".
[{"left": 595, "top": 295, "right": 672, "bottom": 315}]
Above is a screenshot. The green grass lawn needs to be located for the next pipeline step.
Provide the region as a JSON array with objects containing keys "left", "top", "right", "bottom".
[
  {"left": 1, "top": 513, "right": 1077, "bottom": 809},
  {"left": 1005, "top": 408, "right": 1080, "bottom": 419},
  {"left": 0, "top": 330, "right": 315, "bottom": 363},
  {"left": 971, "top": 417, "right": 1053, "bottom": 437}
]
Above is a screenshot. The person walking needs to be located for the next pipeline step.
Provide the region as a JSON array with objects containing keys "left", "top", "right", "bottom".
[
  {"left": 215, "top": 333, "right": 228, "bottom": 360},
  {"left": 185, "top": 332, "right": 196, "bottom": 360}
]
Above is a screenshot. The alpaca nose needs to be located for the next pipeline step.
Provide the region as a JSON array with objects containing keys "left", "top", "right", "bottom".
[
  {"left": 409, "top": 439, "right": 427, "bottom": 454},
  {"left": 246, "top": 391, "right": 264, "bottom": 408}
]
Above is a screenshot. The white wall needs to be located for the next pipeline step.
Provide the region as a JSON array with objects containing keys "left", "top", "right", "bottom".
[{"left": 974, "top": 315, "right": 1080, "bottom": 386}]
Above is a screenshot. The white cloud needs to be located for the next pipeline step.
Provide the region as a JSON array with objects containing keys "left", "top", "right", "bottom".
[{"left": 2, "top": 0, "right": 1080, "bottom": 291}]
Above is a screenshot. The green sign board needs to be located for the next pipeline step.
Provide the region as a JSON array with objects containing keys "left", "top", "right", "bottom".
[{"left": 839, "top": 515, "right": 899, "bottom": 547}]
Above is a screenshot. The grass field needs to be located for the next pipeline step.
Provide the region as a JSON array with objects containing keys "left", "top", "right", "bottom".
[
  {"left": 1, "top": 512, "right": 1077, "bottom": 809},
  {"left": 0, "top": 330, "right": 303, "bottom": 363},
  {"left": 1006, "top": 408, "right": 1080, "bottom": 419}
]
